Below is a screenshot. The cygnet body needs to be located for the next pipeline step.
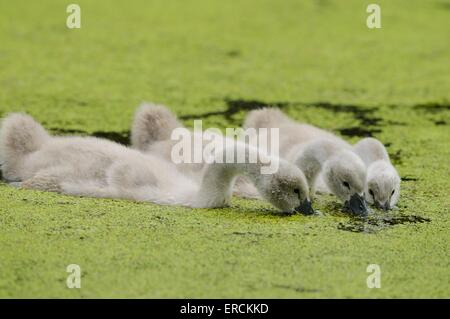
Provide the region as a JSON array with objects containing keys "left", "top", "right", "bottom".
[
  {"left": 244, "top": 108, "right": 369, "bottom": 215},
  {"left": 354, "top": 137, "right": 400, "bottom": 210},
  {"left": 130, "top": 103, "right": 315, "bottom": 214},
  {"left": 0, "top": 113, "right": 312, "bottom": 213}
]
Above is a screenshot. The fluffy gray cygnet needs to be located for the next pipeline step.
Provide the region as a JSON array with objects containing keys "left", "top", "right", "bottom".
[
  {"left": 244, "top": 108, "right": 369, "bottom": 215},
  {"left": 0, "top": 113, "right": 311, "bottom": 213},
  {"left": 353, "top": 137, "right": 400, "bottom": 210},
  {"left": 130, "top": 103, "right": 315, "bottom": 214}
]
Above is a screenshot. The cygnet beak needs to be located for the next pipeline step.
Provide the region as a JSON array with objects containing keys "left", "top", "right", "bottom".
[
  {"left": 344, "top": 193, "right": 369, "bottom": 216},
  {"left": 375, "top": 201, "right": 391, "bottom": 211},
  {"left": 295, "top": 199, "right": 315, "bottom": 215}
]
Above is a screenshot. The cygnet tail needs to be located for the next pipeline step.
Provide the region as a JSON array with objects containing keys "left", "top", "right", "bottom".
[
  {"left": 353, "top": 137, "right": 390, "bottom": 165},
  {"left": 0, "top": 113, "right": 49, "bottom": 163},
  {"left": 243, "top": 107, "right": 291, "bottom": 129},
  {"left": 131, "top": 102, "right": 182, "bottom": 151}
]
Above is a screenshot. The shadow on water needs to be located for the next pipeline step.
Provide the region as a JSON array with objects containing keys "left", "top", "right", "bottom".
[
  {"left": 302, "top": 101, "right": 383, "bottom": 137},
  {"left": 413, "top": 102, "right": 450, "bottom": 113},
  {"left": 434, "top": 120, "right": 447, "bottom": 126},
  {"left": 385, "top": 120, "right": 407, "bottom": 126},
  {"left": 337, "top": 214, "right": 431, "bottom": 234},
  {"left": 179, "top": 98, "right": 289, "bottom": 124},
  {"left": 226, "top": 204, "right": 300, "bottom": 218},
  {"left": 413, "top": 102, "right": 449, "bottom": 127},
  {"left": 92, "top": 131, "right": 130, "bottom": 145},
  {"left": 181, "top": 98, "right": 383, "bottom": 137},
  {"left": 338, "top": 127, "right": 381, "bottom": 137},
  {"left": 401, "top": 176, "right": 419, "bottom": 182},
  {"left": 389, "top": 150, "right": 403, "bottom": 165},
  {"left": 226, "top": 50, "right": 241, "bottom": 57}
]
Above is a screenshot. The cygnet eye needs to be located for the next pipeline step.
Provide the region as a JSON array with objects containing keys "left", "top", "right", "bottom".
[
  {"left": 342, "top": 181, "right": 350, "bottom": 189},
  {"left": 369, "top": 189, "right": 374, "bottom": 196},
  {"left": 294, "top": 188, "right": 300, "bottom": 195},
  {"left": 391, "top": 189, "right": 395, "bottom": 196}
]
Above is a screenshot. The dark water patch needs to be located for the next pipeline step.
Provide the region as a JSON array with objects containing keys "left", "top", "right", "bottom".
[
  {"left": 414, "top": 102, "right": 450, "bottom": 113},
  {"left": 381, "top": 215, "right": 430, "bottom": 225},
  {"left": 91, "top": 131, "right": 130, "bottom": 145},
  {"left": 270, "top": 211, "right": 298, "bottom": 217},
  {"left": 401, "top": 176, "right": 419, "bottom": 182},
  {"left": 297, "top": 102, "right": 382, "bottom": 137},
  {"left": 322, "top": 201, "right": 348, "bottom": 215},
  {"left": 389, "top": 150, "right": 403, "bottom": 165},
  {"left": 321, "top": 201, "right": 370, "bottom": 219},
  {"left": 49, "top": 127, "right": 85, "bottom": 135},
  {"left": 180, "top": 98, "right": 289, "bottom": 125},
  {"left": 181, "top": 99, "right": 383, "bottom": 137},
  {"left": 304, "top": 102, "right": 381, "bottom": 125},
  {"left": 273, "top": 284, "right": 320, "bottom": 293},
  {"left": 434, "top": 120, "right": 447, "bottom": 126},
  {"left": 385, "top": 120, "right": 407, "bottom": 126},
  {"left": 337, "top": 222, "right": 375, "bottom": 233},
  {"left": 226, "top": 50, "right": 240, "bottom": 57},
  {"left": 337, "top": 214, "right": 431, "bottom": 233},
  {"left": 225, "top": 98, "right": 289, "bottom": 112},
  {"left": 338, "top": 126, "right": 381, "bottom": 138},
  {"left": 49, "top": 128, "right": 130, "bottom": 145},
  {"left": 227, "top": 205, "right": 299, "bottom": 217}
]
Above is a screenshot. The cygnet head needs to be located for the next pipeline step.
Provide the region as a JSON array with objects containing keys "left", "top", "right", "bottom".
[
  {"left": 322, "top": 150, "right": 369, "bottom": 216},
  {"left": 366, "top": 160, "right": 400, "bottom": 210},
  {"left": 257, "top": 161, "right": 314, "bottom": 215}
]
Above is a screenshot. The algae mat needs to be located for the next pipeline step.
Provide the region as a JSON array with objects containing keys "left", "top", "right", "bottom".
[{"left": 0, "top": 0, "right": 449, "bottom": 298}]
